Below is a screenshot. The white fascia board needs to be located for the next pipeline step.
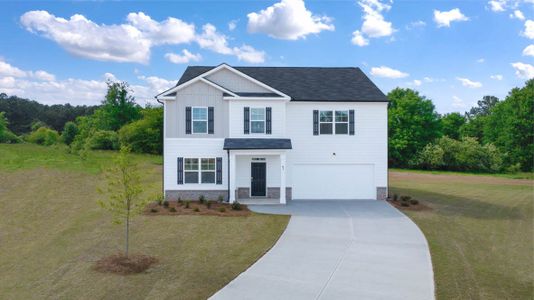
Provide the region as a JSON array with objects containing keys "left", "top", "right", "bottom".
[{"left": 222, "top": 96, "right": 290, "bottom": 101}]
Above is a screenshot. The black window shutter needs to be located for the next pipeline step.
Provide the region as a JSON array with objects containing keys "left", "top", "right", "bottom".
[
  {"left": 266, "top": 107, "right": 272, "bottom": 134},
  {"left": 349, "top": 109, "right": 355, "bottom": 135},
  {"left": 208, "top": 107, "right": 214, "bottom": 134},
  {"left": 244, "top": 107, "right": 250, "bottom": 134},
  {"left": 313, "top": 110, "right": 319, "bottom": 135},
  {"left": 216, "top": 157, "right": 222, "bottom": 184},
  {"left": 185, "top": 107, "right": 191, "bottom": 134},
  {"left": 177, "top": 157, "right": 184, "bottom": 184}
]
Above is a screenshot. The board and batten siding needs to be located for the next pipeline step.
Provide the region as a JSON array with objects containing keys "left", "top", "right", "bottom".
[
  {"left": 228, "top": 100, "right": 286, "bottom": 138},
  {"left": 285, "top": 102, "right": 388, "bottom": 190},
  {"left": 164, "top": 138, "right": 227, "bottom": 191},
  {"left": 206, "top": 68, "right": 272, "bottom": 93},
  {"left": 165, "top": 81, "right": 228, "bottom": 138}
]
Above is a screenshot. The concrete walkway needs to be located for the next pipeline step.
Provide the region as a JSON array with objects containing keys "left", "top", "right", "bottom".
[{"left": 210, "top": 200, "right": 435, "bottom": 300}]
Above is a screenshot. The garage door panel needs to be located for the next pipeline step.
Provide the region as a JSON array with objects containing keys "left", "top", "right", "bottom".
[{"left": 292, "top": 164, "right": 375, "bottom": 200}]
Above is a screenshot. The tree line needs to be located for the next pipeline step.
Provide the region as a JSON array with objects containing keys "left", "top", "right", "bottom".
[{"left": 1, "top": 79, "right": 532, "bottom": 172}]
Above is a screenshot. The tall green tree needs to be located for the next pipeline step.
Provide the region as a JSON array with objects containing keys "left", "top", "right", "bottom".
[
  {"left": 99, "top": 81, "right": 141, "bottom": 131},
  {"left": 119, "top": 107, "right": 163, "bottom": 154},
  {"left": 98, "top": 146, "right": 149, "bottom": 257},
  {"left": 388, "top": 88, "right": 441, "bottom": 167},
  {"left": 483, "top": 79, "right": 534, "bottom": 171},
  {"left": 460, "top": 96, "right": 500, "bottom": 140},
  {"left": 61, "top": 121, "right": 78, "bottom": 145},
  {"left": 441, "top": 112, "right": 466, "bottom": 140}
]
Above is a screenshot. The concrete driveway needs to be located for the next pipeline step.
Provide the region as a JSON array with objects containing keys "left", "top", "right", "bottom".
[{"left": 210, "top": 200, "right": 435, "bottom": 300}]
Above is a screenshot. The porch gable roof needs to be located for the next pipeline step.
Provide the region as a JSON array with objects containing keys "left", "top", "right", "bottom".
[{"left": 223, "top": 138, "right": 292, "bottom": 150}]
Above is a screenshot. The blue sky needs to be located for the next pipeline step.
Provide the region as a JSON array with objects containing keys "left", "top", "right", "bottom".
[{"left": 0, "top": 0, "right": 532, "bottom": 113}]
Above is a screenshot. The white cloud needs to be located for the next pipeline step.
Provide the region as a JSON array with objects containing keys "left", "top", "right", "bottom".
[
  {"left": 164, "top": 49, "right": 202, "bottom": 64},
  {"left": 20, "top": 10, "right": 196, "bottom": 64},
  {"left": 489, "top": 0, "right": 507, "bottom": 11},
  {"left": 477, "top": 58, "right": 485, "bottom": 63},
  {"left": 0, "top": 59, "right": 174, "bottom": 105},
  {"left": 196, "top": 24, "right": 265, "bottom": 63},
  {"left": 490, "top": 74, "right": 504, "bottom": 80},
  {"left": 523, "top": 20, "right": 534, "bottom": 39},
  {"left": 452, "top": 96, "right": 467, "bottom": 108},
  {"left": 523, "top": 44, "right": 534, "bottom": 56},
  {"left": 433, "top": 8, "right": 469, "bottom": 27},
  {"left": 412, "top": 79, "right": 422, "bottom": 86},
  {"left": 423, "top": 77, "right": 434, "bottom": 83},
  {"left": 20, "top": 10, "right": 267, "bottom": 64},
  {"left": 370, "top": 66, "right": 409, "bottom": 78},
  {"left": 352, "top": 0, "right": 394, "bottom": 46},
  {"left": 351, "top": 30, "right": 369, "bottom": 46},
  {"left": 247, "top": 0, "right": 334, "bottom": 40},
  {"left": 510, "top": 10, "right": 525, "bottom": 20},
  {"left": 228, "top": 20, "right": 237, "bottom": 31},
  {"left": 0, "top": 60, "right": 27, "bottom": 77},
  {"left": 406, "top": 20, "right": 426, "bottom": 30},
  {"left": 511, "top": 62, "right": 534, "bottom": 78},
  {"left": 456, "top": 77, "right": 482, "bottom": 88}
]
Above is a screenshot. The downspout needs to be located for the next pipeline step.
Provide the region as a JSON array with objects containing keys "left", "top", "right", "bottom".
[
  {"left": 227, "top": 150, "right": 231, "bottom": 202},
  {"left": 156, "top": 96, "right": 164, "bottom": 197}
]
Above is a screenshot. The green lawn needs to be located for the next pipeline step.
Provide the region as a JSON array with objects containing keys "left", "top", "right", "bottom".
[
  {"left": 0, "top": 144, "right": 289, "bottom": 300},
  {"left": 390, "top": 171, "right": 533, "bottom": 300}
]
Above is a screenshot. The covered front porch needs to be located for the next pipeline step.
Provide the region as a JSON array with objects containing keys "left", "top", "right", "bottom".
[{"left": 224, "top": 138, "right": 292, "bottom": 205}]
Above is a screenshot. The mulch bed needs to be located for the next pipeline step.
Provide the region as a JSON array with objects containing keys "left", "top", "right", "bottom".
[
  {"left": 387, "top": 199, "right": 432, "bottom": 211},
  {"left": 94, "top": 253, "right": 158, "bottom": 275},
  {"left": 144, "top": 201, "right": 251, "bottom": 217}
]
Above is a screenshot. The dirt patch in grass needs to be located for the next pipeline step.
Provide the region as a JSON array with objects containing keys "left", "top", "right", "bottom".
[
  {"left": 387, "top": 199, "right": 432, "bottom": 211},
  {"left": 390, "top": 171, "right": 533, "bottom": 186},
  {"left": 94, "top": 253, "right": 158, "bottom": 275},
  {"left": 145, "top": 201, "right": 251, "bottom": 217}
]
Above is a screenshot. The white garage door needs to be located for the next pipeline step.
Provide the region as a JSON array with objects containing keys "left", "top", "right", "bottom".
[{"left": 292, "top": 164, "right": 375, "bottom": 200}]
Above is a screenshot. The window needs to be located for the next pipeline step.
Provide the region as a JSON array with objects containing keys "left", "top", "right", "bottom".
[
  {"left": 335, "top": 111, "right": 349, "bottom": 134},
  {"left": 184, "top": 158, "right": 199, "bottom": 183},
  {"left": 184, "top": 158, "right": 216, "bottom": 184},
  {"left": 201, "top": 158, "right": 216, "bottom": 183},
  {"left": 319, "top": 111, "right": 333, "bottom": 134},
  {"left": 192, "top": 107, "right": 208, "bottom": 133},
  {"left": 319, "top": 110, "right": 349, "bottom": 135},
  {"left": 250, "top": 108, "right": 265, "bottom": 133}
]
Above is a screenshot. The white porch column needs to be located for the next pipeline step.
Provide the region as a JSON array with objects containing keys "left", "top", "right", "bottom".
[
  {"left": 229, "top": 152, "right": 237, "bottom": 203},
  {"left": 280, "top": 153, "right": 286, "bottom": 204}
]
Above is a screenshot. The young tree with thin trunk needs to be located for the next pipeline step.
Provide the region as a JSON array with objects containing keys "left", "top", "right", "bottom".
[{"left": 98, "top": 146, "right": 148, "bottom": 257}]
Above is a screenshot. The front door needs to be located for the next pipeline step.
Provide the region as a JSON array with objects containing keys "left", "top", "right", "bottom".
[{"left": 251, "top": 162, "right": 266, "bottom": 196}]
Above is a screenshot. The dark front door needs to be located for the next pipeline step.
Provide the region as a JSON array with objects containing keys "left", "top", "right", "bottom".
[{"left": 251, "top": 162, "right": 266, "bottom": 196}]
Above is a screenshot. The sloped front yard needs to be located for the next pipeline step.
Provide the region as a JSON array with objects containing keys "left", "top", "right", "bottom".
[{"left": 0, "top": 144, "right": 289, "bottom": 300}]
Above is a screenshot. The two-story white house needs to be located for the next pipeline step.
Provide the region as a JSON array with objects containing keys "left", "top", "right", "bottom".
[{"left": 156, "top": 64, "right": 388, "bottom": 204}]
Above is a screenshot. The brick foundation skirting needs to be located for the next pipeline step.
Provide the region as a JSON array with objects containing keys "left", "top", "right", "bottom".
[
  {"left": 376, "top": 187, "right": 388, "bottom": 200},
  {"left": 165, "top": 190, "right": 228, "bottom": 201}
]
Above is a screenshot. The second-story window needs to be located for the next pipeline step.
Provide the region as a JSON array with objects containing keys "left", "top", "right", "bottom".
[
  {"left": 192, "top": 107, "right": 208, "bottom": 134},
  {"left": 319, "top": 110, "right": 349, "bottom": 135},
  {"left": 319, "top": 111, "right": 333, "bottom": 134},
  {"left": 250, "top": 108, "right": 265, "bottom": 134}
]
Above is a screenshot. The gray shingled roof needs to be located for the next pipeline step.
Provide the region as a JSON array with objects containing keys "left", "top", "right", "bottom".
[
  {"left": 223, "top": 138, "right": 292, "bottom": 150},
  {"left": 177, "top": 65, "right": 388, "bottom": 102}
]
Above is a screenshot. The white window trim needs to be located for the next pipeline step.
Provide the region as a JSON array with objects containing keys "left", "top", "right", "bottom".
[
  {"left": 250, "top": 107, "right": 266, "bottom": 134},
  {"left": 184, "top": 157, "right": 216, "bottom": 184},
  {"left": 191, "top": 106, "right": 208, "bottom": 134},
  {"left": 319, "top": 110, "right": 349, "bottom": 135}
]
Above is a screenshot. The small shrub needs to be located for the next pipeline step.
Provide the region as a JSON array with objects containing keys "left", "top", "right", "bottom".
[
  {"left": 193, "top": 207, "right": 200, "bottom": 212},
  {"left": 401, "top": 202, "right": 409, "bottom": 207},
  {"left": 506, "top": 163, "right": 521, "bottom": 174},
  {"left": 184, "top": 201, "right": 190, "bottom": 209},
  {"left": 218, "top": 207, "right": 226, "bottom": 213},
  {"left": 393, "top": 194, "right": 398, "bottom": 201},
  {"left": 163, "top": 200, "right": 169, "bottom": 208},
  {"left": 26, "top": 127, "right": 60, "bottom": 146},
  {"left": 231, "top": 202, "right": 242, "bottom": 211},
  {"left": 217, "top": 195, "right": 224, "bottom": 203},
  {"left": 199, "top": 195, "right": 205, "bottom": 204},
  {"left": 206, "top": 201, "right": 212, "bottom": 209},
  {"left": 150, "top": 208, "right": 158, "bottom": 213},
  {"left": 155, "top": 194, "right": 164, "bottom": 206},
  {"left": 169, "top": 207, "right": 177, "bottom": 212},
  {"left": 86, "top": 130, "right": 119, "bottom": 150},
  {"left": 410, "top": 199, "right": 419, "bottom": 205},
  {"left": 400, "top": 195, "right": 411, "bottom": 202}
]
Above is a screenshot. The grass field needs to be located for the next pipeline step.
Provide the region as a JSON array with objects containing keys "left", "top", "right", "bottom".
[
  {"left": 0, "top": 144, "right": 289, "bottom": 300},
  {"left": 390, "top": 171, "right": 533, "bottom": 300}
]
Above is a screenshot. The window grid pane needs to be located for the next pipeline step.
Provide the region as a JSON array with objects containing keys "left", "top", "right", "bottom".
[
  {"left": 250, "top": 108, "right": 265, "bottom": 121},
  {"left": 251, "top": 121, "right": 265, "bottom": 133},
  {"left": 335, "top": 123, "right": 348, "bottom": 134},
  {"left": 320, "top": 123, "right": 333, "bottom": 134},
  {"left": 201, "top": 172, "right": 215, "bottom": 183},
  {"left": 320, "top": 111, "right": 333, "bottom": 122},
  {"left": 184, "top": 158, "right": 198, "bottom": 170},
  {"left": 335, "top": 111, "right": 348, "bottom": 122},
  {"left": 201, "top": 158, "right": 215, "bottom": 170},
  {"left": 184, "top": 172, "right": 199, "bottom": 183},
  {"left": 192, "top": 107, "right": 207, "bottom": 120},
  {"left": 193, "top": 121, "right": 207, "bottom": 133}
]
